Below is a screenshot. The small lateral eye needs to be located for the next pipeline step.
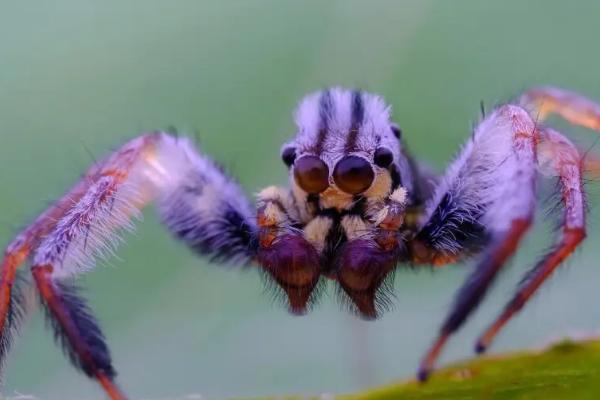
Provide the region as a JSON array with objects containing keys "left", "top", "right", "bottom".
[
  {"left": 374, "top": 147, "right": 394, "bottom": 168},
  {"left": 391, "top": 124, "right": 402, "bottom": 139},
  {"left": 281, "top": 147, "right": 296, "bottom": 167}
]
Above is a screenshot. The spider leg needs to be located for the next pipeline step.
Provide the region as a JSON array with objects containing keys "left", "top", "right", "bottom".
[
  {"left": 0, "top": 139, "right": 141, "bottom": 366},
  {"left": 417, "top": 220, "right": 532, "bottom": 381},
  {"left": 584, "top": 151, "right": 600, "bottom": 178},
  {"left": 3, "top": 133, "right": 258, "bottom": 396},
  {"left": 476, "top": 127, "right": 586, "bottom": 353},
  {"left": 23, "top": 137, "right": 161, "bottom": 398},
  {"left": 415, "top": 105, "right": 539, "bottom": 381},
  {"left": 521, "top": 86, "right": 600, "bottom": 131},
  {"left": 521, "top": 86, "right": 600, "bottom": 179},
  {"left": 0, "top": 245, "right": 31, "bottom": 363},
  {"left": 33, "top": 265, "right": 125, "bottom": 400}
]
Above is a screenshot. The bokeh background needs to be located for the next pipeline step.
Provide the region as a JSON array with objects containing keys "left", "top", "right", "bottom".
[{"left": 1, "top": 1, "right": 600, "bottom": 399}]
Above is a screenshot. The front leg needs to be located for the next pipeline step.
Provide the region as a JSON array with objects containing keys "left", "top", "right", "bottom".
[
  {"left": 1, "top": 133, "right": 261, "bottom": 398},
  {"left": 335, "top": 188, "right": 408, "bottom": 319},
  {"left": 414, "top": 105, "right": 539, "bottom": 381},
  {"left": 255, "top": 187, "right": 321, "bottom": 315}
]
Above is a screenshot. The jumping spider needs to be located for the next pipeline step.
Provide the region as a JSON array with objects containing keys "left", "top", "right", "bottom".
[{"left": 1, "top": 87, "right": 598, "bottom": 399}]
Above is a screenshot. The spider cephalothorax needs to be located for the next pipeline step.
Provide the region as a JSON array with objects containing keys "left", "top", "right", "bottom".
[
  {"left": 256, "top": 88, "right": 427, "bottom": 318},
  {"left": 1, "top": 86, "right": 599, "bottom": 399}
]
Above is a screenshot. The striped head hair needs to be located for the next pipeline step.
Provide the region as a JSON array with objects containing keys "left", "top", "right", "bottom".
[{"left": 282, "top": 88, "right": 405, "bottom": 210}]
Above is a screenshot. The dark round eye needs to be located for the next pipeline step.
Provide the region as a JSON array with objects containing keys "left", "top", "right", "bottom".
[
  {"left": 374, "top": 147, "right": 394, "bottom": 168},
  {"left": 281, "top": 147, "right": 296, "bottom": 167},
  {"left": 391, "top": 124, "right": 402, "bottom": 139},
  {"left": 333, "top": 156, "right": 375, "bottom": 194},
  {"left": 293, "top": 156, "right": 329, "bottom": 194}
]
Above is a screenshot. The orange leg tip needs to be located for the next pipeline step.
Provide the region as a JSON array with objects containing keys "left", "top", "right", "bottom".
[
  {"left": 97, "top": 373, "right": 128, "bottom": 400},
  {"left": 476, "top": 315, "right": 510, "bottom": 355},
  {"left": 475, "top": 329, "right": 497, "bottom": 355}
]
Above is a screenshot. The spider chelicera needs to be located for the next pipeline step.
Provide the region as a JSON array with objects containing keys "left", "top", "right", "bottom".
[{"left": 1, "top": 86, "right": 598, "bottom": 399}]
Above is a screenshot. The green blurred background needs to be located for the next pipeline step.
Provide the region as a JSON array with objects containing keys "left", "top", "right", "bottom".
[{"left": 1, "top": 1, "right": 600, "bottom": 399}]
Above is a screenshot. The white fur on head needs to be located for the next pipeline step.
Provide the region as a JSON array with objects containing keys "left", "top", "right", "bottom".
[
  {"left": 287, "top": 88, "right": 402, "bottom": 210},
  {"left": 290, "top": 87, "right": 398, "bottom": 167}
]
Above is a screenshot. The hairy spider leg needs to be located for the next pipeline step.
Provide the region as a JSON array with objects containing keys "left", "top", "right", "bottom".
[
  {"left": 27, "top": 135, "right": 160, "bottom": 400},
  {"left": 5, "top": 132, "right": 257, "bottom": 399},
  {"left": 0, "top": 144, "right": 131, "bottom": 364},
  {"left": 521, "top": 86, "right": 600, "bottom": 131},
  {"left": 476, "top": 128, "right": 586, "bottom": 353},
  {"left": 417, "top": 219, "right": 531, "bottom": 382},
  {"left": 417, "top": 105, "right": 538, "bottom": 381},
  {"left": 33, "top": 266, "right": 126, "bottom": 400},
  {"left": 584, "top": 152, "right": 600, "bottom": 177},
  {"left": 521, "top": 86, "right": 600, "bottom": 178},
  {"left": 0, "top": 182, "right": 88, "bottom": 361}
]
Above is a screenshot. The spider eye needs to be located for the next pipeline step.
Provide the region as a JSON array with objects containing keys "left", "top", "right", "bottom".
[
  {"left": 333, "top": 156, "right": 374, "bottom": 194},
  {"left": 281, "top": 147, "right": 296, "bottom": 167},
  {"left": 293, "top": 156, "right": 329, "bottom": 194},
  {"left": 374, "top": 148, "right": 394, "bottom": 168},
  {"left": 391, "top": 124, "right": 402, "bottom": 139}
]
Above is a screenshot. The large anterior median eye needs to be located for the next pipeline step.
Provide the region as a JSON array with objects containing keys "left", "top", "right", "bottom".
[
  {"left": 293, "top": 155, "right": 330, "bottom": 194},
  {"left": 333, "top": 156, "right": 375, "bottom": 194}
]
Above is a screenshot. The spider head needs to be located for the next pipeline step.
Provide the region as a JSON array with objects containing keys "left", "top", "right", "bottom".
[{"left": 282, "top": 88, "right": 404, "bottom": 209}]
